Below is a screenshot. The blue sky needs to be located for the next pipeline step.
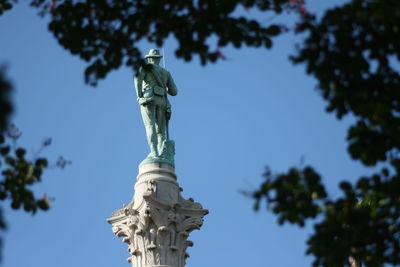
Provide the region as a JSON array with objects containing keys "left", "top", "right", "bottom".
[{"left": 0, "top": 1, "right": 373, "bottom": 267}]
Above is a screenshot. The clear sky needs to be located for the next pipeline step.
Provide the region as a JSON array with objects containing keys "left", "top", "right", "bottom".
[{"left": 0, "top": 1, "right": 373, "bottom": 267}]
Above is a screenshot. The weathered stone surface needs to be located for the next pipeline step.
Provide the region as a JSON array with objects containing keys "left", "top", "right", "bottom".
[{"left": 108, "top": 163, "right": 208, "bottom": 267}]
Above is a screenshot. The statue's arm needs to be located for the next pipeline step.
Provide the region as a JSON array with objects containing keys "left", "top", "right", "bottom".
[
  {"left": 166, "top": 72, "right": 178, "bottom": 96},
  {"left": 134, "top": 69, "right": 144, "bottom": 99}
]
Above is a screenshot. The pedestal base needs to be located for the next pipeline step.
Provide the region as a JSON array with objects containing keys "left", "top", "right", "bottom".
[{"left": 108, "top": 163, "right": 208, "bottom": 267}]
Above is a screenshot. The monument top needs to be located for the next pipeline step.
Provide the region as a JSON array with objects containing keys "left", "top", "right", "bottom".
[
  {"left": 108, "top": 49, "right": 207, "bottom": 267},
  {"left": 134, "top": 49, "right": 178, "bottom": 166}
]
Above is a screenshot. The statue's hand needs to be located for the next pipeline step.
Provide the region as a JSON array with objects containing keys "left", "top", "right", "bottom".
[
  {"left": 166, "top": 107, "right": 172, "bottom": 120},
  {"left": 138, "top": 97, "right": 153, "bottom": 106}
]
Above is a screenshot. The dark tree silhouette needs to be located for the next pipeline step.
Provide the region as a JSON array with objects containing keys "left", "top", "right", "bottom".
[
  {"left": 2, "top": 0, "right": 302, "bottom": 85},
  {"left": 0, "top": 68, "right": 69, "bottom": 260},
  {"left": 254, "top": 1, "right": 400, "bottom": 266},
  {"left": 0, "top": 69, "right": 52, "bottom": 259}
]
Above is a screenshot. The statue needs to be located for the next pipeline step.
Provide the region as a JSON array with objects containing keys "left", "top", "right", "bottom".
[{"left": 134, "top": 49, "right": 178, "bottom": 165}]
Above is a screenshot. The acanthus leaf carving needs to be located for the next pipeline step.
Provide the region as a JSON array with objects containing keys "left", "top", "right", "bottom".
[{"left": 108, "top": 163, "right": 207, "bottom": 267}]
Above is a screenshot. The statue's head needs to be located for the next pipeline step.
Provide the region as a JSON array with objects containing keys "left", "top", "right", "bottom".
[{"left": 145, "top": 49, "right": 162, "bottom": 65}]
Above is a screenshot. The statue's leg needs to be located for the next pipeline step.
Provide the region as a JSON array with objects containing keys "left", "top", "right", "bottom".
[
  {"left": 155, "top": 106, "right": 166, "bottom": 154},
  {"left": 140, "top": 105, "right": 158, "bottom": 157}
]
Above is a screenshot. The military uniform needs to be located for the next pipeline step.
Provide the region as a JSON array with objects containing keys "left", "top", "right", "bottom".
[{"left": 134, "top": 50, "right": 178, "bottom": 158}]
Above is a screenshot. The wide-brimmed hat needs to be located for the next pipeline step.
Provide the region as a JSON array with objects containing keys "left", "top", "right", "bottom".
[{"left": 145, "top": 49, "right": 163, "bottom": 58}]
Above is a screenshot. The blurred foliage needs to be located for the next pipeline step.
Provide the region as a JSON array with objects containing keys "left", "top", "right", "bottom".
[
  {"left": 254, "top": 166, "right": 400, "bottom": 267},
  {"left": 292, "top": 0, "right": 400, "bottom": 167},
  {"left": 0, "top": 125, "right": 50, "bottom": 260},
  {"left": 1, "top": 0, "right": 399, "bottom": 266},
  {"left": 0, "top": 126, "right": 51, "bottom": 215},
  {"left": 0, "top": 70, "right": 70, "bottom": 260},
  {"left": 1, "top": 0, "right": 307, "bottom": 85},
  {"left": 0, "top": 67, "right": 12, "bottom": 132},
  {"left": 254, "top": 1, "right": 400, "bottom": 266}
]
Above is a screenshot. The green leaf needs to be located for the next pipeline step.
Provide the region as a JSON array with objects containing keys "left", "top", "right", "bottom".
[
  {"left": 35, "top": 158, "right": 48, "bottom": 168},
  {"left": 0, "top": 145, "right": 10, "bottom": 156},
  {"left": 15, "top": 148, "right": 26, "bottom": 159},
  {"left": 37, "top": 198, "right": 50, "bottom": 211}
]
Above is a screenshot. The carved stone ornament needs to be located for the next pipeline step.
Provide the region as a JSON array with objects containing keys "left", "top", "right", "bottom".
[{"left": 108, "top": 163, "right": 208, "bottom": 267}]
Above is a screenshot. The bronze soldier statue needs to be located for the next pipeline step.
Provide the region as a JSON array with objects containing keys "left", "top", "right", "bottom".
[{"left": 134, "top": 49, "right": 178, "bottom": 163}]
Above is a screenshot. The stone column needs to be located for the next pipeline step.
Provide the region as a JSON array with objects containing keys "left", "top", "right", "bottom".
[{"left": 108, "top": 163, "right": 208, "bottom": 267}]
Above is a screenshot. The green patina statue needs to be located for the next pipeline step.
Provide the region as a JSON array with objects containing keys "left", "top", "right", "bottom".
[{"left": 134, "top": 49, "right": 178, "bottom": 166}]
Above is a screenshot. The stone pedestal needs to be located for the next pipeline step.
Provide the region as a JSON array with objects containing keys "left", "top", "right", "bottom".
[{"left": 108, "top": 163, "right": 208, "bottom": 267}]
